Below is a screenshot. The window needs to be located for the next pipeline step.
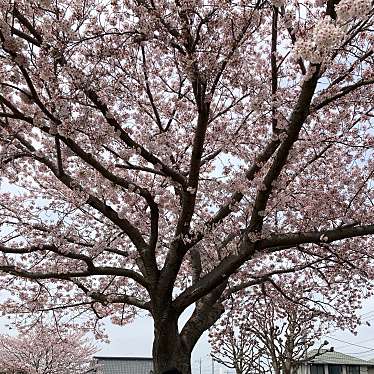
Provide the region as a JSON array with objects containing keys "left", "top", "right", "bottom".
[
  {"left": 311, "top": 364, "right": 325, "bottom": 374},
  {"left": 347, "top": 366, "right": 360, "bottom": 374},
  {"left": 328, "top": 365, "right": 342, "bottom": 374}
]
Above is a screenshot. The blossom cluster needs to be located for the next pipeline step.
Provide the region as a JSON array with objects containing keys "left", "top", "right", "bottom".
[
  {"left": 336, "top": 0, "right": 372, "bottom": 21},
  {"left": 294, "top": 19, "right": 344, "bottom": 63}
]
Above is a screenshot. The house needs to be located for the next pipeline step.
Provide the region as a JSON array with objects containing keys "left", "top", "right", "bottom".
[
  {"left": 92, "top": 356, "right": 153, "bottom": 374},
  {"left": 368, "top": 359, "right": 374, "bottom": 374},
  {"left": 298, "top": 350, "right": 374, "bottom": 374}
]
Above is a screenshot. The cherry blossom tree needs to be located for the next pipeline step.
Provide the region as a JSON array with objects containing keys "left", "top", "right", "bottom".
[
  {"left": 0, "top": 322, "right": 97, "bottom": 374},
  {"left": 210, "top": 280, "right": 346, "bottom": 374},
  {"left": 0, "top": 0, "right": 373, "bottom": 373},
  {"left": 210, "top": 317, "right": 270, "bottom": 374}
]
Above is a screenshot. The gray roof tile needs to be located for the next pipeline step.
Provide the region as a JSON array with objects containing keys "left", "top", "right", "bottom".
[
  {"left": 94, "top": 357, "right": 153, "bottom": 374},
  {"left": 306, "top": 350, "right": 374, "bottom": 367}
]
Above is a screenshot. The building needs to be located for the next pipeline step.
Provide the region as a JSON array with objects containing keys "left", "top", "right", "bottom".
[
  {"left": 92, "top": 357, "right": 153, "bottom": 374},
  {"left": 298, "top": 350, "right": 374, "bottom": 374}
]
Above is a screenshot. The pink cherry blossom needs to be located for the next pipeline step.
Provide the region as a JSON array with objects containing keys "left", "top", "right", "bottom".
[{"left": 0, "top": 322, "right": 97, "bottom": 374}]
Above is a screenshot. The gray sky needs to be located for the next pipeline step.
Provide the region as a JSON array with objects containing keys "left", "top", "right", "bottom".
[{"left": 319, "top": 296, "right": 374, "bottom": 361}]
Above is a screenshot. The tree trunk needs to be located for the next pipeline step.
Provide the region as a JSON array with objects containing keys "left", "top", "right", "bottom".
[
  {"left": 151, "top": 282, "right": 225, "bottom": 374},
  {"left": 272, "top": 363, "right": 281, "bottom": 374},
  {"left": 152, "top": 311, "right": 192, "bottom": 374}
]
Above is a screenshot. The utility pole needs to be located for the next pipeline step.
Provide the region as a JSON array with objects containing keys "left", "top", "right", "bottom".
[
  {"left": 211, "top": 357, "right": 215, "bottom": 374},
  {"left": 199, "top": 358, "right": 202, "bottom": 374}
]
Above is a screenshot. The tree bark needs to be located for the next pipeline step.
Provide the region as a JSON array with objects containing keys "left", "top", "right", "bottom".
[
  {"left": 151, "top": 287, "right": 225, "bottom": 374},
  {"left": 152, "top": 310, "right": 192, "bottom": 374}
]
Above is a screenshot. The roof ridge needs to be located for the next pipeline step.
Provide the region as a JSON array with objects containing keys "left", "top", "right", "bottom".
[
  {"left": 94, "top": 356, "right": 153, "bottom": 360},
  {"left": 307, "top": 350, "right": 374, "bottom": 366}
]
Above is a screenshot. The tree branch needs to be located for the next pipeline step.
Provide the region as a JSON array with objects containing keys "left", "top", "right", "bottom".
[
  {"left": 173, "top": 223, "right": 374, "bottom": 310},
  {"left": 0, "top": 243, "right": 148, "bottom": 288}
]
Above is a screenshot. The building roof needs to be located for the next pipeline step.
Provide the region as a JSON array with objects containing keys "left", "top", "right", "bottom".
[
  {"left": 93, "top": 356, "right": 153, "bottom": 374},
  {"left": 306, "top": 350, "right": 374, "bottom": 367}
]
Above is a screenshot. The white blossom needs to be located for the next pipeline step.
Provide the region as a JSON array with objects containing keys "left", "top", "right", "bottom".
[
  {"left": 294, "top": 19, "right": 344, "bottom": 63},
  {"left": 336, "top": 0, "right": 372, "bottom": 21},
  {"left": 320, "top": 234, "right": 329, "bottom": 242},
  {"left": 313, "top": 19, "right": 344, "bottom": 50}
]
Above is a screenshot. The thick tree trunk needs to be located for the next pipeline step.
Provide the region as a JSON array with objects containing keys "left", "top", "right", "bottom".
[
  {"left": 151, "top": 281, "right": 225, "bottom": 374},
  {"left": 272, "top": 363, "right": 281, "bottom": 374},
  {"left": 151, "top": 302, "right": 224, "bottom": 374},
  {"left": 152, "top": 311, "right": 192, "bottom": 374}
]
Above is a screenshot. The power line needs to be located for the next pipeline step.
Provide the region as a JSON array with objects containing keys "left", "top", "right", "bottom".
[
  {"left": 326, "top": 336, "right": 374, "bottom": 351},
  {"left": 321, "top": 308, "right": 374, "bottom": 348},
  {"left": 360, "top": 309, "right": 374, "bottom": 317},
  {"left": 335, "top": 337, "right": 374, "bottom": 350},
  {"left": 353, "top": 351, "right": 374, "bottom": 356},
  {"left": 361, "top": 315, "right": 374, "bottom": 323},
  {"left": 342, "top": 350, "right": 374, "bottom": 355}
]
